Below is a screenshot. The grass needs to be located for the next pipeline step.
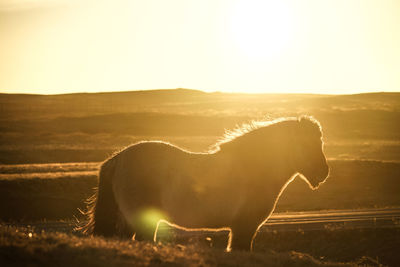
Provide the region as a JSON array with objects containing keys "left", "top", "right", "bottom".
[
  {"left": 0, "top": 133, "right": 220, "bottom": 164},
  {"left": 1, "top": 91, "right": 399, "bottom": 164},
  {"left": 2, "top": 133, "right": 400, "bottom": 164},
  {"left": 0, "top": 223, "right": 384, "bottom": 267},
  {"left": 0, "top": 171, "right": 96, "bottom": 180},
  {"left": 0, "top": 162, "right": 100, "bottom": 174},
  {"left": 0, "top": 174, "right": 96, "bottom": 221},
  {"left": 0, "top": 90, "right": 399, "bottom": 265},
  {"left": 255, "top": 227, "right": 398, "bottom": 266}
]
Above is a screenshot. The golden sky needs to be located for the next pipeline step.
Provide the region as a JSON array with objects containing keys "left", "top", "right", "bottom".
[{"left": 1, "top": 0, "right": 399, "bottom": 94}]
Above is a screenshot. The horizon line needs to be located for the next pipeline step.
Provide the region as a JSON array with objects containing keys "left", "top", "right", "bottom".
[{"left": 0, "top": 88, "right": 398, "bottom": 97}]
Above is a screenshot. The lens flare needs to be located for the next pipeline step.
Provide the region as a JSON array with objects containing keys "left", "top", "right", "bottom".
[{"left": 130, "top": 208, "right": 171, "bottom": 241}]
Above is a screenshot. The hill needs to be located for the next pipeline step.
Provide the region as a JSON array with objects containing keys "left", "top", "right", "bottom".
[{"left": 0, "top": 89, "right": 399, "bottom": 164}]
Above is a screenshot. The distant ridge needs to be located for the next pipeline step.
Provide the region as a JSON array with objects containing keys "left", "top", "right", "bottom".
[
  {"left": 0, "top": 88, "right": 206, "bottom": 97},
  {"left": 0, "top": 88, "right": 398, "bottom": 97},
  {"left": 0, "top": 89, "right": 397, "bottom": 101}
]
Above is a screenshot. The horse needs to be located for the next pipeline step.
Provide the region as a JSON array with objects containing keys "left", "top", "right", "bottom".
[{"left": 82, "top": 116, "right": 329, "bottom": 251}]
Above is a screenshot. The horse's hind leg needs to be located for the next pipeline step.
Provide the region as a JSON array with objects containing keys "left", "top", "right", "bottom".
[{"left": 115, "top": 212, "right": 134, "bottom": 239}]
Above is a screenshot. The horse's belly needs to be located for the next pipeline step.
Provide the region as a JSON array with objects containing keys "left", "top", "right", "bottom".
[
  {"left": 160, "top": 185, "right": 242, "bottom": 229},
  {"left": 165, "top": 204, "right": 230, "bottom": 229}
]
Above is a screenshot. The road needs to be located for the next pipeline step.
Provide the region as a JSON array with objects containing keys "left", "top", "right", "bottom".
[
  {"left": 5, "top": 207, "right": 400, "bottom": 234},
  {"left": 263, "top": 207, "right": 400, "bottom": 231}
]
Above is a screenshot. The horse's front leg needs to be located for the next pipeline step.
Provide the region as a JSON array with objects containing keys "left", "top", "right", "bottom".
[{"left": 229, "top": 222, "right": 259, "bottom": 251}]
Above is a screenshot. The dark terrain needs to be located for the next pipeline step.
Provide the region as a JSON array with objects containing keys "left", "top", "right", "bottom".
[{"left": 0, "top": 89, "right": 399, "bottom": 266}]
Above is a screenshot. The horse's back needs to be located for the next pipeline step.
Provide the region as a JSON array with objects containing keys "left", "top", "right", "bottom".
[
  {"left": 110, "top": 142, "right": 203, "bottom": 214},
  {"left": 111, "top": 142, "right": 188, "bottom": 187}
]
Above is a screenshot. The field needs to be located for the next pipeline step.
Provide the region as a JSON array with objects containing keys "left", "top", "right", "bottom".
[{"left": 1, "top": 89, "right": 399, "bottom": 266}]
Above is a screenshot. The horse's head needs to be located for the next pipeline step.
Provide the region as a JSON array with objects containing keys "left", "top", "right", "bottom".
[{"left": 293, "top": 116, "right": 329, "bottom": 190}]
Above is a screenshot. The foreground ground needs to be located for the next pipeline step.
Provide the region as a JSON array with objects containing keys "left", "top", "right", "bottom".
[
  {"left": 0, "top": 90, "right": 399, "bottom": 266},
  {"left": 0, "top": 158, "right": 399, "bottom": 266},
  {"left": 1, "top": 223, "right": 392, "bottom": 267}
]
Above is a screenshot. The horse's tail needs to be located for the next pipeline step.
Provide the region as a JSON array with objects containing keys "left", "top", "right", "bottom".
[{"left": 80, "top": 157, "right": 120, "bottom": 237}]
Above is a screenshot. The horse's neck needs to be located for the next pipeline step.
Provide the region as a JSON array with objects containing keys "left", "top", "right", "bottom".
[
  {"left": 203, "top": 148, "right": 296, "bottom": 194},
  {"left": 223, "top": 146, "right": 297, "bottom": 199}
]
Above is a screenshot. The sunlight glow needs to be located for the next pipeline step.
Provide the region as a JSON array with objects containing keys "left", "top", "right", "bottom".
[
  {"left": 0, "top": 0, "right": 399, "bottom": 94},
  {"left": 130, "top": 208, "right": 171, "bottom": 240},
  {"left": 229, "top": 0, "right": 294, "bottom": 60}
]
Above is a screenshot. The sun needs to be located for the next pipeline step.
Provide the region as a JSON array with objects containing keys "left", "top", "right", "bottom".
[{"left": 229, "top": 0, "right": 294, "bottom": 61}]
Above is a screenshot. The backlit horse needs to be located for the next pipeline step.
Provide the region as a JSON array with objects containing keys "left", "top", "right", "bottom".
[{"left": 82, "top": 116, "right": 329, "bottom": 251}]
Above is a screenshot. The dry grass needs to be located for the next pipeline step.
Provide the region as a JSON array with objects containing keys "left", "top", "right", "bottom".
[
  {"left": 1, "top": 91, "right": 400, "bottom": 164},
  {"left": 0, "top": 162, "right": 100, "bottom": 174},
  {"left": 0, "top": 171, "right": 96, "bottom": 180},
  {"left": 0, "top": 224, "right": 374, "bottom": 267}
]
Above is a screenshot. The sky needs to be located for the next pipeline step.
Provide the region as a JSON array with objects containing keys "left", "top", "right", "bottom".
[{"left": 0, "top": 0, "right": 399, "bottom": 95}]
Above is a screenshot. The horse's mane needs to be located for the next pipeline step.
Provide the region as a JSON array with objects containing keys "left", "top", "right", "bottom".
[{"left": 210, "top": 115, "right": 322, "bottom": 152}]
